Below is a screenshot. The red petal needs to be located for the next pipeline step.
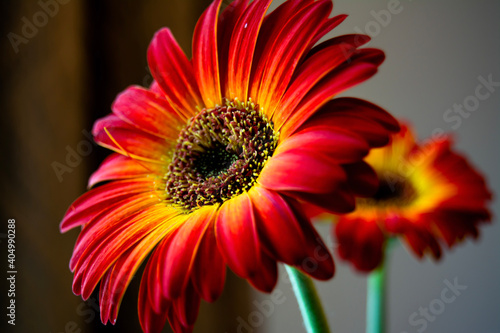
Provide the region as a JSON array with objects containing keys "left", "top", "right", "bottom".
[
  {"left": 335, "top": 217, "right": 385, "bottom": 272},
  {"left": 343, "top": 161, "right": 379, "bottom": 197},
  {"left": 98, "top": 269, "right": 115, "bottom": 324},
  {"left": 253, "top": 0, "right": 333, "bottom": 115},
  {"left": 139, "top": 242, "right": 170, "bottom": 317},
  {"left": 305, "top": 15, "right": 347, "bottom": 53},
  {"left": 192, "top": 0, "right": 223, "bottom": 107},
  {"left": 249, "top": 186, "right": 305, "bottom": 263},
  {"left": 225, "top": 0, "right": 272, "bottom": 101},
  {"left": 249, "top": 0, "right": 315, "bottom": 100},
  {"left": 285, "top": 96, "right": 399, "bottom": 147},
  {"left": 403, "top": 223, "right": 442, "bottom": 260},
  {"left": 167, "top": 307, "right": 194, "bottom": 333},
  {"left": 312, "top": 97, "right": 399, "bottom": 131},
  {"left": 147, "top": 28, "right": 203, "bottom": 117},
  {"left": 98, "top": 219, "right": 176, "bottom": 324},
  {"left": 274, "top": 127, "right": 369, "bottom": 164},
  {"left": 280, "top": 60, "right": 381, "bottom": 139},
  {"left": 138, "top": 254, "right": 170, "bottom": 333},
  {"left": 149, "top": 80, "right": 164, "bottom": 95},
  {"left": 287, "top": 183, "right": 356, "bottom": 214},
  {"left": 217, "top": 0, "right": 249, "bottom": 95},
  {"left": 68, "top": 193, "right": 161, "bottom": 271},
  {"left": 258, "top": 150, "right": 347, "bottom": 193},
  {"left": 74, "top": 206, "right": 178, "bottom": 299},
  {"left": 249, "top": 186, "right": 334, "bottom": 280},
  {"left": 60, "top": 179, "right": 155, "bottom": 232},
  {"left": 432, "top": 145, "right": 493, "bottom": 208},
  {"left": 216, "top": 193, "right": 277, "bottom": 292},
  {"left": 144, "top": 237, "right": 175, "bottom": 313},
  {"left": 297, "top": 97, "right": 399, "bottom": 148},
  {"left": 92, "top": 115, "right": 168, "bottom": 162},
  {"left": 162, "top": 206, "right": 216, "bottom": 299},
  {"left": 88, "top": 154, "right": 160, "bottom": 188},
  {"left": 350, "top": 48, "right": 386, "bottom": 67},
  {"left": 430, "top": 210, "right": 489, "bottom": 247},
  {"left": 251, "top": 0, "right": 314, "bottom": 78},
  {"left": 323, "top": 117, "right": 391, "bottom": 147},
  {"left": 306, "top": 34, "right": 371, "bottom": 60},
  {"left": 172, "top": 283, "right": 201, "bottom": 327},
  {"left": 191, "top": 224, "right": 226, "bottom": 302},
  {"left": 273, "top": 42, "right": 357, "bottom": 128},
  {"left": 112, "top": 85, "right": 184, "bottom": 139}
]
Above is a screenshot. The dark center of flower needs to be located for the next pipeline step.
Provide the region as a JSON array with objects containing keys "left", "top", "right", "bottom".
[
  {"left": 195, "top": 143, "right": 239, "bottom": 178},
  {"left": 362, "top": 173, "right": 416, "bottom": 207},
  {"left": 165, "top": 99, "right": 278, "bottom": 211}
]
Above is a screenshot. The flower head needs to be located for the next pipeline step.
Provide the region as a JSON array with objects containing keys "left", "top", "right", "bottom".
[
  {"left": 334, "top": 122, "right": 492, "bottom": 272},
  {"left": 61, "top": 0, "right": 398, "bottom": 331}
]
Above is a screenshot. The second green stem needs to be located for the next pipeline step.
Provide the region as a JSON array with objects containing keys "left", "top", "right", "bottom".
[{"left": 366, "top": 259, "right": 387, "bottom": 333}]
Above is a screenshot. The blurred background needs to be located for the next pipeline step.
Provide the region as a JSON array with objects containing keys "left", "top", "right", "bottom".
[{"left": 0, "top": 0, "right": 498, "bottom": 332}]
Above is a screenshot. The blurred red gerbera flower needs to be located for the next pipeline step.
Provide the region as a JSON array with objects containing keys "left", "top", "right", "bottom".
[
  {"left": 61, "top": 0, "right": 399, "bottom": 332},
  {"left": 334, "top": 122, "right": 492, "bottom": 272}
]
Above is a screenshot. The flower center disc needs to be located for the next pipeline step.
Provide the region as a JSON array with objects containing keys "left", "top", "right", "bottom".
[
  {"left": 165, "top": 100, "right": 278, "bottom": 211},
  {"left": 362, "top": 173, "right": 417, "bottom": 207}
]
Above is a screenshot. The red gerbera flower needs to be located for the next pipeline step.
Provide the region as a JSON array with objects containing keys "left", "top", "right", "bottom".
[
  {"left": 334, "top": 122, "right": 492, "bottom": 272},
  {"left": 61, "top": 0, "right": 398, "bottom": 332}
]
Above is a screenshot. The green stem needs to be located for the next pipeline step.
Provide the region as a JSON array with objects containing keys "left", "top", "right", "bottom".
[
  {"left": 366, "top": 259, "right": 387, "bottom": 333},
  {"left": 285, "top": 265, "right": 330, "bottom": 333}
]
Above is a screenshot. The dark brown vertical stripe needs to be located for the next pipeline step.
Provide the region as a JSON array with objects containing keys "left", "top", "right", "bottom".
[{"left": 1, "top": 0, "right": 87, "bottom": 332}]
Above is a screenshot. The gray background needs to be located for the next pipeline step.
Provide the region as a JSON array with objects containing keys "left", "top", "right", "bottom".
[{"left": 253, "top": 1, "right": 500, "bottom": 333}]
